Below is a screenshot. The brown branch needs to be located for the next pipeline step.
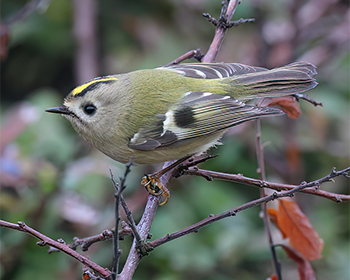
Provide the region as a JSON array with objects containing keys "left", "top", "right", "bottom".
[
  {"left": 71, "top": 226, "right": 131, "bottom": 252},
  {"left": 0, "top": 220, "right": 112, "bottom": 279},
  {"left": 202, "top": 0, "right": 241, "bottom": 62},
  {"left": 73, "top": 0, "right": 99, "bottom": 84},
  {"left": 256, "top": 119, "right": 282, "bottom": 280},
  {"left": 119, "top": 160, "right": 179, "bottom": 279},
  {"left": 118, "top": 195, "right": 161, "bottom": 279},
  {"left": 294, "top": 93, "right": 323, "bottom": 107},
  {"left": 46, "top": 222, "right": 132, "bottom": 254},
  {"left": 164, "top": 49, "right": 204, "bottom": 66},
  {"left": 183, "top": 167, "right": 350, "bottom": 202},
  {"left": 148, "top": 167, "right": 349, "bottom": 248}
]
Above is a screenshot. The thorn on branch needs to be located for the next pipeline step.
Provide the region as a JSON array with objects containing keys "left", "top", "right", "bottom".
[
  {"left": 37, "top": 241, "right": 46, "bottom": 246},
  {"left": 331, "top": 167, "right": 337, "bottom": 176},
  {"left": 57, "top": 238, "right": 66, "bottom": 244},
  {"left": 260, "top": 180, "right": 269, "bottom": 188},
  {"left": 103, "top": 229, "right": 114, "bottom": 238},
  {"left": 165, "top": 234, "right": 171, "bottom": 241},
  {"left": 136, "top": 240, "right": 154, "bottom": 257},
  {"left": 335, "top": 196, "right": 343, "bottom": 203},
  {"left": 18, "top": 221, "right": 25, "bottom": 228}
]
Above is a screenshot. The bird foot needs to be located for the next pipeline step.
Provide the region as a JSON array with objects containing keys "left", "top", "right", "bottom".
[{"left": 141, "top": 174, "right": 170, "bottom": 205}]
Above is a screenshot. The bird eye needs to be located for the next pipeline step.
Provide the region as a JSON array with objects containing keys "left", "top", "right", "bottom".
[{"left": 83, "top": 104, "right": 96, "bottom": 115}]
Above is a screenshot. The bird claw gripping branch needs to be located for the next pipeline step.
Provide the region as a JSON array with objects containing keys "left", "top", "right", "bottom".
[{"left": 141, "top": 174, "right": 170, "bottom": 205}]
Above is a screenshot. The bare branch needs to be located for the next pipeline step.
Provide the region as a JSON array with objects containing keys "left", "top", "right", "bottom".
[
  {"left": 149, "top": 167, "right": 349, "bottom": 249},
  {"left": 0, "top": 220, "right": 112, "bottom": 279},
  {"left": 110, "top": 161, "right": 137, "bottom": 279},
  {"left": 71, "top": 226, "right": 132, "bottom": 252},
  {"left": 202, "top": 0, "right": 243, "bottom": 62},
  {"left": 256, "top": 119, "right": 282, "bottom": 280},
  {"left": 294, "top": 93, "right": 323, "bottom": 107},
  {"left": 164, "top": 49, "right": 204, "bottom": 66},
  {"left": 119, "top": 158, "right": 183, "bottom": 279},
  {"left": 119, "top": 195, "right": 161, "bottom": 279},
  {"left": 184, "top": 167, "right": 350, "bottom": 202},
  {"left": 73, "top": 0, "right": 99, "bottom": 83}
]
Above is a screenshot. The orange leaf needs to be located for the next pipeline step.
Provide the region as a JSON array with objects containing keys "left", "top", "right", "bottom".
[
  {"left": 268, "top": 96, "right": 301, "bottom": 119},
  {"left": 280, "top": 244, "right": 316, "bottom": 280},
  {"left": 267, "top": 208, "right": 287, "bottom": 239},
  {"left": 277, "top": 199, "right": 324, "bottom": 260}
]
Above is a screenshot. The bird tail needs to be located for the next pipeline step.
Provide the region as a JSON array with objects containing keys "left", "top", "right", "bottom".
[{"left": 228, "top": 62, "right": 318, "bottom": 100}]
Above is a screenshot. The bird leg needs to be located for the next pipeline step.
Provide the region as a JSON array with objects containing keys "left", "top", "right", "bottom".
[{"left": 141, "top": 155, "right": 192, "bottom": 205}]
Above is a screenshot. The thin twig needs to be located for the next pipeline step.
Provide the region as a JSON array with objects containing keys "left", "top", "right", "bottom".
[
  {"left": 0, "top": 220, "right": 112, "bottom": 279},
  {"left": 119, "top": 195, "right": 161, "bottom": 279},
  {"left": 119, "top": 194, "right": 144, "bottom": 248},
  {"left": 119, "top": 160, "right": 181, "bottom": 279},
  {"left": 46, "top": 222, "right": 139, "bottom": 254},
  {"left": 172, "top": 154, "right": 218, "bottom": 178},
  {"left": 183, "top": 168, "right": 350, "bottom": 202},
  {"left": 164, "top": 49, "right": 204, "bottom": 66},
  {"left": 149, "top": 167, "right": 349, "bottom": 248},
  {"left": 202, "top": 0, "right": 242, "bottom": 62},
  {"left": 48, "top": 229, "right": 114, "bottom": 253},
  {"left": 294, "top": 93, "right": 323, "bottom": 107},
  {"left": 110, "top": 161, "right": 133, "bottom": 279},
  {"left": 110, "top": 171, "right": 121, "bottom": 279},
  {"left": 73, "top": 0, "right": 99, "bottom": 84},
  {"left": 256, "top": 120, "right": 282, "bottom": 280}
]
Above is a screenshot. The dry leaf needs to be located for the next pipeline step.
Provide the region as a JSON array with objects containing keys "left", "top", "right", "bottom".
[
  {"left": 267, "top": 208, "right": 287, "bottom": 239},
  {"left": 280, "top": 244, "right": 316, "bottom": 280},
  {"left": 277, "top": 199, "right": 324, "bottom": 260},
  {"left": 268, "top": 96, "right": 301, "bottom": 119}
]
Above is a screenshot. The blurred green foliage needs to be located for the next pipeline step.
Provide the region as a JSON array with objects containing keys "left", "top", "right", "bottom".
[{"left": 1, "top": 0, "right": 349, "bottom": 280}]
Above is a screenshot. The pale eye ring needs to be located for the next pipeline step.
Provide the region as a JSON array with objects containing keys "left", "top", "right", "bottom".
[{"left": 83, "top": 104, "right": 96, "bottom": 115}]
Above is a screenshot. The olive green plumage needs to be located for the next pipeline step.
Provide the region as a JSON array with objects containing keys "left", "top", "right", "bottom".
[{"left": 46, "top": 62, "right": 317, "bottom": 164}]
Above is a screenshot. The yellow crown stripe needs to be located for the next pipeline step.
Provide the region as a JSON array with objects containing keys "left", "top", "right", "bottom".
[{"left": 71, "top": 77, "right": 118, "bottom": 96}]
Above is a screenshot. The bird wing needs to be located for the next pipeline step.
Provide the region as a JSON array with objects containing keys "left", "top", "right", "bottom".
[
  {"left": 157, "top": 63, "right": 267, "bottom": 79},
  {"left": 128, "top": 91, "right": 284, "bottom": 151}
]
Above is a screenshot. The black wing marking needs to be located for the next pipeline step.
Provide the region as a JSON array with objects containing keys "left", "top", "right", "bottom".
[{"left": 128, "top": 91, "right": 284, "bottom": 151}]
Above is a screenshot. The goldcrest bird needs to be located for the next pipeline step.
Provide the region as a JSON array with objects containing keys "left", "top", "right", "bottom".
[{"left": 46, "top": 62, "right": 317, "bottom": 165}]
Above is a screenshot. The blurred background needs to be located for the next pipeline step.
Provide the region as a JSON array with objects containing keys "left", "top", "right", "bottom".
[{"left": 1, "top": 0, "right": 349, "bottom": 279}]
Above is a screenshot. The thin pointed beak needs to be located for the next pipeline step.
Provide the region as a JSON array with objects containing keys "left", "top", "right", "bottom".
[{"left": 45, "top": 105, "right": 71, "bottom": 115}]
